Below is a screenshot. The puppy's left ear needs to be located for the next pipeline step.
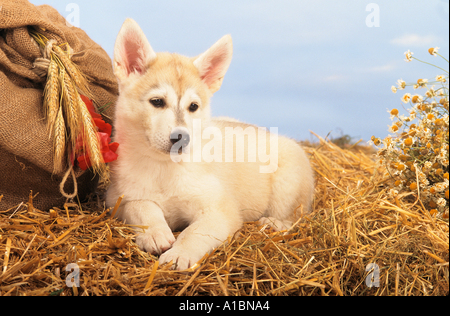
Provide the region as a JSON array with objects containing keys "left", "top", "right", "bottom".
[
  {"left": 114, "top": 18, "right": 156, "bottom": 82},
  {"left": 193, "top": 35, "right": 233, "bottom": 93}
]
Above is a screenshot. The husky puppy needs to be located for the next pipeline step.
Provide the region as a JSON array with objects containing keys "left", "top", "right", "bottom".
[{"left": 106, "top": 19, "right": 314, "bottom": 270}]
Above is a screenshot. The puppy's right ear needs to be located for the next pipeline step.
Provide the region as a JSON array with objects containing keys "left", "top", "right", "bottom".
[{"left": 113, "top": 18, "right": 156, "bottom": 81}]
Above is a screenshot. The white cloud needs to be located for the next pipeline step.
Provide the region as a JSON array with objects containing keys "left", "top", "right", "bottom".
[
  {"left": 390, "top": 34, "right": 440, "bottom": 47},
  {"left": 365, "top": 62, "right": 396, "bottom": 73},
  {"left": 323, "top": 74, "right": 348, "bottom": 82}
]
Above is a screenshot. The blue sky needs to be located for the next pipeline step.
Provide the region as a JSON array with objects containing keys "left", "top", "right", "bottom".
[{"left": 29, "top": 0, "right": 449, "bottom": 142}]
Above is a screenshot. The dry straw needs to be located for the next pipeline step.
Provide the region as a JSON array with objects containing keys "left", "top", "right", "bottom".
[{"left": 0, "top": 134, "right": 448, "bottom": 296}]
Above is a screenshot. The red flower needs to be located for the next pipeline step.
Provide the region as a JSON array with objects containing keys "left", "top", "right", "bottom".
[
  {"left": 80, "top": 95, "right": 102, "bottom": 120},
  {"left": 75, "top": 95, "right": 119, "bottom": 170},
  {"left": 77, "top": 133, "right": 119, "bottom": 170}
]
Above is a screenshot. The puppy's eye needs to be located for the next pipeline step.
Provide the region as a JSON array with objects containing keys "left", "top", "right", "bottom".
[
  {"left": 189, "top": 103, "right": 199, "bottom": 112},
  {"left": 150, "top": 98, "right": 165, "bottom": 108}
]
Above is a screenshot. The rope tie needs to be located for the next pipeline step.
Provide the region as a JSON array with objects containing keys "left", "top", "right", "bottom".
[
  {"left": 32, "top": 39, "right": 56, "bottom": 78},
  {"left": 59, "top": 163, "right": 78, "bottom": 200}
]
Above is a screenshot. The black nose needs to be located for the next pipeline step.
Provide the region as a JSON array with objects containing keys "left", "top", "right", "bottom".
[{"left": 170, "top": 128, "right": 190, "bottom": 147}]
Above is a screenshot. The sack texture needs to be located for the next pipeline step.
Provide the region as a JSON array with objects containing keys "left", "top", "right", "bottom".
[{"left": 0, "top": 0, "right": 118, "bottom": 210}]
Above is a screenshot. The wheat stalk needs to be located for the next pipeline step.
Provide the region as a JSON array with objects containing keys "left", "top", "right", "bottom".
[
  {"left": 44, "top": 58, "right": 60, "bottom": 138},
  {"left": 53, "top": 45, "right": 91, "bottom": 98},
  {"left": 60, "top": 68, "right": 81, "bottom": 148},
  {"left": 77, "top": 93, "right": 105, "bottom": 176},
  {"left": 53, "top": 106, "right": 66, "bottom": 174},
  {"left": 30, "top": 29, "right": 108, "bottom": 178}
]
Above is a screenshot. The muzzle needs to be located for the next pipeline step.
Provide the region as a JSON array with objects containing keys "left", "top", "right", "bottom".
[{"left": 170, "top": 127, "right": 190, "bottom": 154}]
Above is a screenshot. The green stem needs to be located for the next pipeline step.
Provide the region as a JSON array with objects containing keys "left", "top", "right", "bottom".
[
  {"left": 437, "top": 53, "right": 449, "bottom": 63},
  {"left": 412, "top": 57, "right": 449, "bottom": 74}
]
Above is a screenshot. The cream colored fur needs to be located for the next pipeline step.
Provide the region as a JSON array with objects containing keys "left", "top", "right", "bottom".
[{"left": 106, "top": 19, "right": 314, "bottom": 270}]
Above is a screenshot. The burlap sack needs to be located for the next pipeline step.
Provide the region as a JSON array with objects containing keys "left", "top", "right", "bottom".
[{"left": 0, "top": 0, "right": 118, "bottom": 210}]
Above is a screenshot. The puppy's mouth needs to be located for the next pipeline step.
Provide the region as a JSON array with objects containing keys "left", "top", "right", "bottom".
[
  {"left": 170, "top": 145, "right": 184, "bottom": 155},
  {"left": 144, "top": 135, "right": 171, "bottom": 157},
  {"left": 169, "top": 141, "right": 190, "bottom": 156},
  {"left": 145, "top": 128, "right": 191, "bottom": 157},
  {"left": 145, "top": 139, "right": 189, "bottom": 157}
]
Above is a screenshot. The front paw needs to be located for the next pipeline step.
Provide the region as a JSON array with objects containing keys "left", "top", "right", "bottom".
[
  {"left": 258, "top": 216, "right": 292, "bottom": 232},
  {"left": 135, "top": 226, "right": 175, "bottom": 255},
  {"left": 159, "top": 247, "right": 205, "bottom": 270}
]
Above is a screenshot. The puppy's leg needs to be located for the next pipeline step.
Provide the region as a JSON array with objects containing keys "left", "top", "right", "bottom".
[
  {"left": 159, "top": 205, "right": 242, "bottom": 270},
  {"left": 259, "top": 141, "right": 314, "bottom": 232},
  {"left": 119, "top": 200, "right": 175, "bottom": 254}
]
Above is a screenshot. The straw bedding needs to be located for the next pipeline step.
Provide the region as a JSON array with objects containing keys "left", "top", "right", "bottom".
[{"left": 0, "top": 134, "right": 448, "bottom": 296}]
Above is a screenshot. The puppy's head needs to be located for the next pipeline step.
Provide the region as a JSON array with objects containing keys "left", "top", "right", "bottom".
[{"left": 113, "top": 18, "right": 232, "bottom": 159}]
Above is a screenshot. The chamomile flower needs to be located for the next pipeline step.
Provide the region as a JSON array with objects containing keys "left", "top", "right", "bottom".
[
  {"left": 437, "top": 153, "right": 448, "bottom": 164},
  {"left": 428, "top": 47, "right": 440, "bottom": 56},
  {"left": 402, "top": 93, "right": 412, "bottom": 103},
  {"left": 436, "top": 75, "right": 447, "bottom": 83},
  {"left": 391, "top": 86, "right": 397, "bottom": 93},
  {"left": 389, "top": 108, "right": 399, "bottom": 120},
  {"left": 418, "top": 170, "right": 427, "bottom": 180},
  {"left": 389, "top": 124, "right": 399, "bottom": 133},
  {"left": 397, "top": 79, "right": 406, "bottom": 90},
  {"left": 404, "top": 50, "right": 414, "bottom": 62},
  {"left": 389, "top": 189, "right": 399, "bottom": 197},
  {"left": 420, "top": 178, "right": 430, "bottom": 188},
  {"left": 398, "top": 114, "right": 408, "bottom": 122},
  {"left": 434, "top": 182, "right": 448, "bottom": 193},
  {"left": 416, "top": 78, "right": 428, "bottom": 88},
  {"left": 403, "top": 137, "right": 414, "bottom": 147},
  {"left": 411, "top": 95, "right": 423, "bottom": 103},
  {"left": 437, "top": 198, "right": 447, "bottom": 207},
  {"left": 421, "top": 127, "right": 432, "bottom": 138},
  {"left": 425, "top": 86, "right": 436, "bottom": 98}
]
